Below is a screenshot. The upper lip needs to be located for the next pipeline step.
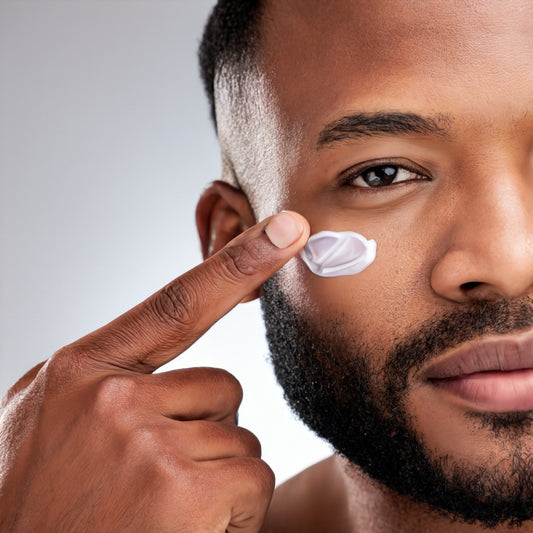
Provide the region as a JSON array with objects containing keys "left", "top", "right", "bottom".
[{"left": 422, "top": 328, "right": 533, "bottom": 380}]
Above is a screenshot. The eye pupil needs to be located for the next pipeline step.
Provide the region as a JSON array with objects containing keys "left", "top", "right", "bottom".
[{"left": 362, "top": 166, "right": 398, "bottom": 187}]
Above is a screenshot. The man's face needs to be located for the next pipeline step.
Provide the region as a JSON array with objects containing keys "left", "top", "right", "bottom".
[{"left": 245, "top": 0, "right": 533, "bottom": 526}]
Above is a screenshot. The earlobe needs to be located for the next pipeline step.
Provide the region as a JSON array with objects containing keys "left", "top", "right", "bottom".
[{"left": 196, "top": 180, "right": 256, "bottom": 259}]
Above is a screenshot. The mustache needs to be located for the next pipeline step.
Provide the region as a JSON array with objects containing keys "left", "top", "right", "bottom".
[{"left": 385, "top": 298, "right": 533, "bottom": 384}]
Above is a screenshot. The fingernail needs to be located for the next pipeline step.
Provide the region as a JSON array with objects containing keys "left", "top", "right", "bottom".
[{"left": 265, "top": 212, "right": 304, "bottom": 248}]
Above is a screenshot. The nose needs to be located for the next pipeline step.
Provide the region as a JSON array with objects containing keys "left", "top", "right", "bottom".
[{"left": 430, "top": 170, "right": 533, "bottom": 302}]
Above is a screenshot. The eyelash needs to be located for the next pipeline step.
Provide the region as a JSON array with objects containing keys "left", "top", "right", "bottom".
[{"left": 339, "top": 161, "right": 430, "bottom": 190}]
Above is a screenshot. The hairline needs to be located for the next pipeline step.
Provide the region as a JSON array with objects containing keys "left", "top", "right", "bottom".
[{"left": 199, "top": 0, "right": 266, "bottom": 132}]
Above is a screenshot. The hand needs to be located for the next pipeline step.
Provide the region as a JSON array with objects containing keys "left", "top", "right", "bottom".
[{"left": 0, "top": 211, "right": 309, "bottom": 533}]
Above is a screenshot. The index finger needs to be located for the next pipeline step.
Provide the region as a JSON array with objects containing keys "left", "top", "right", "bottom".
[{"left": 65, "top": 211, "right": 309, "bottom": 373}]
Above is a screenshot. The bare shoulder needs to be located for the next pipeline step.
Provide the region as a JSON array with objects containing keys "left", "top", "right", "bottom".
[{"left": 261, "top": 455, "right": 351, "bottom": 533}]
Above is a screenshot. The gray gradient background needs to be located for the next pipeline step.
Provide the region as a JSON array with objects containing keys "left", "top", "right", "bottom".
[{"left": 0, "top": 0, "right": 329, "bottom": 483}]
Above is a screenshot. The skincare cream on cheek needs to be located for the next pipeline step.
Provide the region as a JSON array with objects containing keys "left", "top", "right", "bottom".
[{"left": 300, "top": 231, "right": 377, "bottom": 277}]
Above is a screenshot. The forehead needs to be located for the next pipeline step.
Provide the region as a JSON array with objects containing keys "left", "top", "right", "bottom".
[{"left": 258, "top": 0, "right": 533, "bottom": 138}]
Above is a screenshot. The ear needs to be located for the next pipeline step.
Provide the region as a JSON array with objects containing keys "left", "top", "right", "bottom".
[
  {"left": 196, "top": 181, "right": 260, "bottom": 302},
  {"left": 196, "top": 180, "right": 256, "bottom": 258}
]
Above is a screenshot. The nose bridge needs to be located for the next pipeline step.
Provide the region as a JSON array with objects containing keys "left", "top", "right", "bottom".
[
  {"left": 462, "top": 171, "right": 529, "bottom": 251},
  {"left": 431, "top": 157, "right": 533, "bottom": 301}
]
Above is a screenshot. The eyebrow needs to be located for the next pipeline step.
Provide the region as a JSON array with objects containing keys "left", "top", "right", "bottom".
[{"left": 316, "top": 111, "right": 450, "bottom": 149}]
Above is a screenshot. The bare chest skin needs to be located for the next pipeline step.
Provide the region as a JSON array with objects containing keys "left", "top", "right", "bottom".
[{"left": 260, "top": 456, "right": 352, "bottom": 533}]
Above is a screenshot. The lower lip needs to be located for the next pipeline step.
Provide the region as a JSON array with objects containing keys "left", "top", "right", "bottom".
[{"left": 432, "top": 368, "right": 533, "bottom": 412}]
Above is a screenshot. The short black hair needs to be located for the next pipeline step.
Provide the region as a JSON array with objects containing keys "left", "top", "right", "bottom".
[{"left": 198, "top": 0, "right": 264, "bottom": 130}]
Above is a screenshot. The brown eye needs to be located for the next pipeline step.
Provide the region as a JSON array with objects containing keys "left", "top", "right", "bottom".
[
  {"left": 361, "top": 166, "right": 398, "bottom": 187},
  {"left": 348, "top": 165, "right": 424, "bottom": 189}
]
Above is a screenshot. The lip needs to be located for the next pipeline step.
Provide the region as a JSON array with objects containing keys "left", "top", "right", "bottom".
[
  {"left": 422, "top": 328, "right": 533, "bottom": 412},
  {"left": 423, "top": 329, "right": 533, "bottom": 379}
]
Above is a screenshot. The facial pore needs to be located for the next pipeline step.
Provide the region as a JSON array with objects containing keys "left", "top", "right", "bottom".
[{"left": 261, "top": 277, "right": 533, "bottom": 527}]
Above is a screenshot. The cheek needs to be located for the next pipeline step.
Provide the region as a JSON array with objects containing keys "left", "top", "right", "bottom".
[
  {"left": 277, "top": 232, "right": 430, "bottom": 352},
  {"left": 279, "top": 183, "right": 451, "bottom": 346}
]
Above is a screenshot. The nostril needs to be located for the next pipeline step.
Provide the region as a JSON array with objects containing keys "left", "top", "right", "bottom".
[{"left": 461, "top": 281, "right": 482, "bottom": 292}]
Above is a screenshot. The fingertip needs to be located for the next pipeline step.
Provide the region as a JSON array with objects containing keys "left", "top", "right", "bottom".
[
  {"left": 264, "top": 211, "right": 309, "bottom": 249},
  {"left": 284, "top": 210, "right": 311, "bottom": 244}
]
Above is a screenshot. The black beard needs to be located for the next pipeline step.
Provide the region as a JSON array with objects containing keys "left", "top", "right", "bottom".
[{"left": 261, "top": 276, "right": 533, "bottom": 528}]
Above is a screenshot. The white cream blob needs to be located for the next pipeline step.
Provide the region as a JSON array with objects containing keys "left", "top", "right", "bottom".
[{"left": 300, "top": 230, "right": 377, "bottom": 277}]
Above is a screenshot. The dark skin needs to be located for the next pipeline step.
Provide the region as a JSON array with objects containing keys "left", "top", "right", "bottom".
[
  {"left": 0, "top": 208, "right": 309, "bottom": 532},
  {"left": 212, "top": 0, "right": 533, "bottom": 531},
  {"left": 3, "top": 0, "right": 533, "bottom": 532}
]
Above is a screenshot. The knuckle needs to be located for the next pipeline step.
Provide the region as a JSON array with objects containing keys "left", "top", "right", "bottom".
[
  {"left": 149, "top": 452, "right": 184, "bottom": 485},
  {"left": 209, "top": 367, "right": 243, "bottom": 393},
  {"left": 237, "top": 427, "right": 262, "bottom": 458},
  {"left": 130, "top": 425, "right": 163, "bottom": 456},
  {"left": 51, "top": 344, "right": 79, "bottom": 362},
  {"left": 254, "top": 459, "right": 276, "bottom": 494},
  {"left": 3, "top": 361, "right": 46, "bottom": 401},
  {"left": 209, "top": 368, "right": 243, "bottom": 411},
  {"left": 93, "top": 374, "right": 138, "bottom": 415},
  {"left": 217, "top": 239, "right": 270, "bottom": 281},
  {"left": 129, "top": 427, "right": 193, "bottom": 483},
  {"left": 190, "top": 367, "right": 243, "bottom": 409},
  {"left": 150, "top": 278, "right": 200, "bottom": 329},
  {"left": 244, "top": 458, "right": 276, "bottom": 496},
  {"left": 128, "top": 428, "right": 174, "bottom": 473},
  {"left": 45, "top": 345, "right": 86, "bottom": 388}
]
